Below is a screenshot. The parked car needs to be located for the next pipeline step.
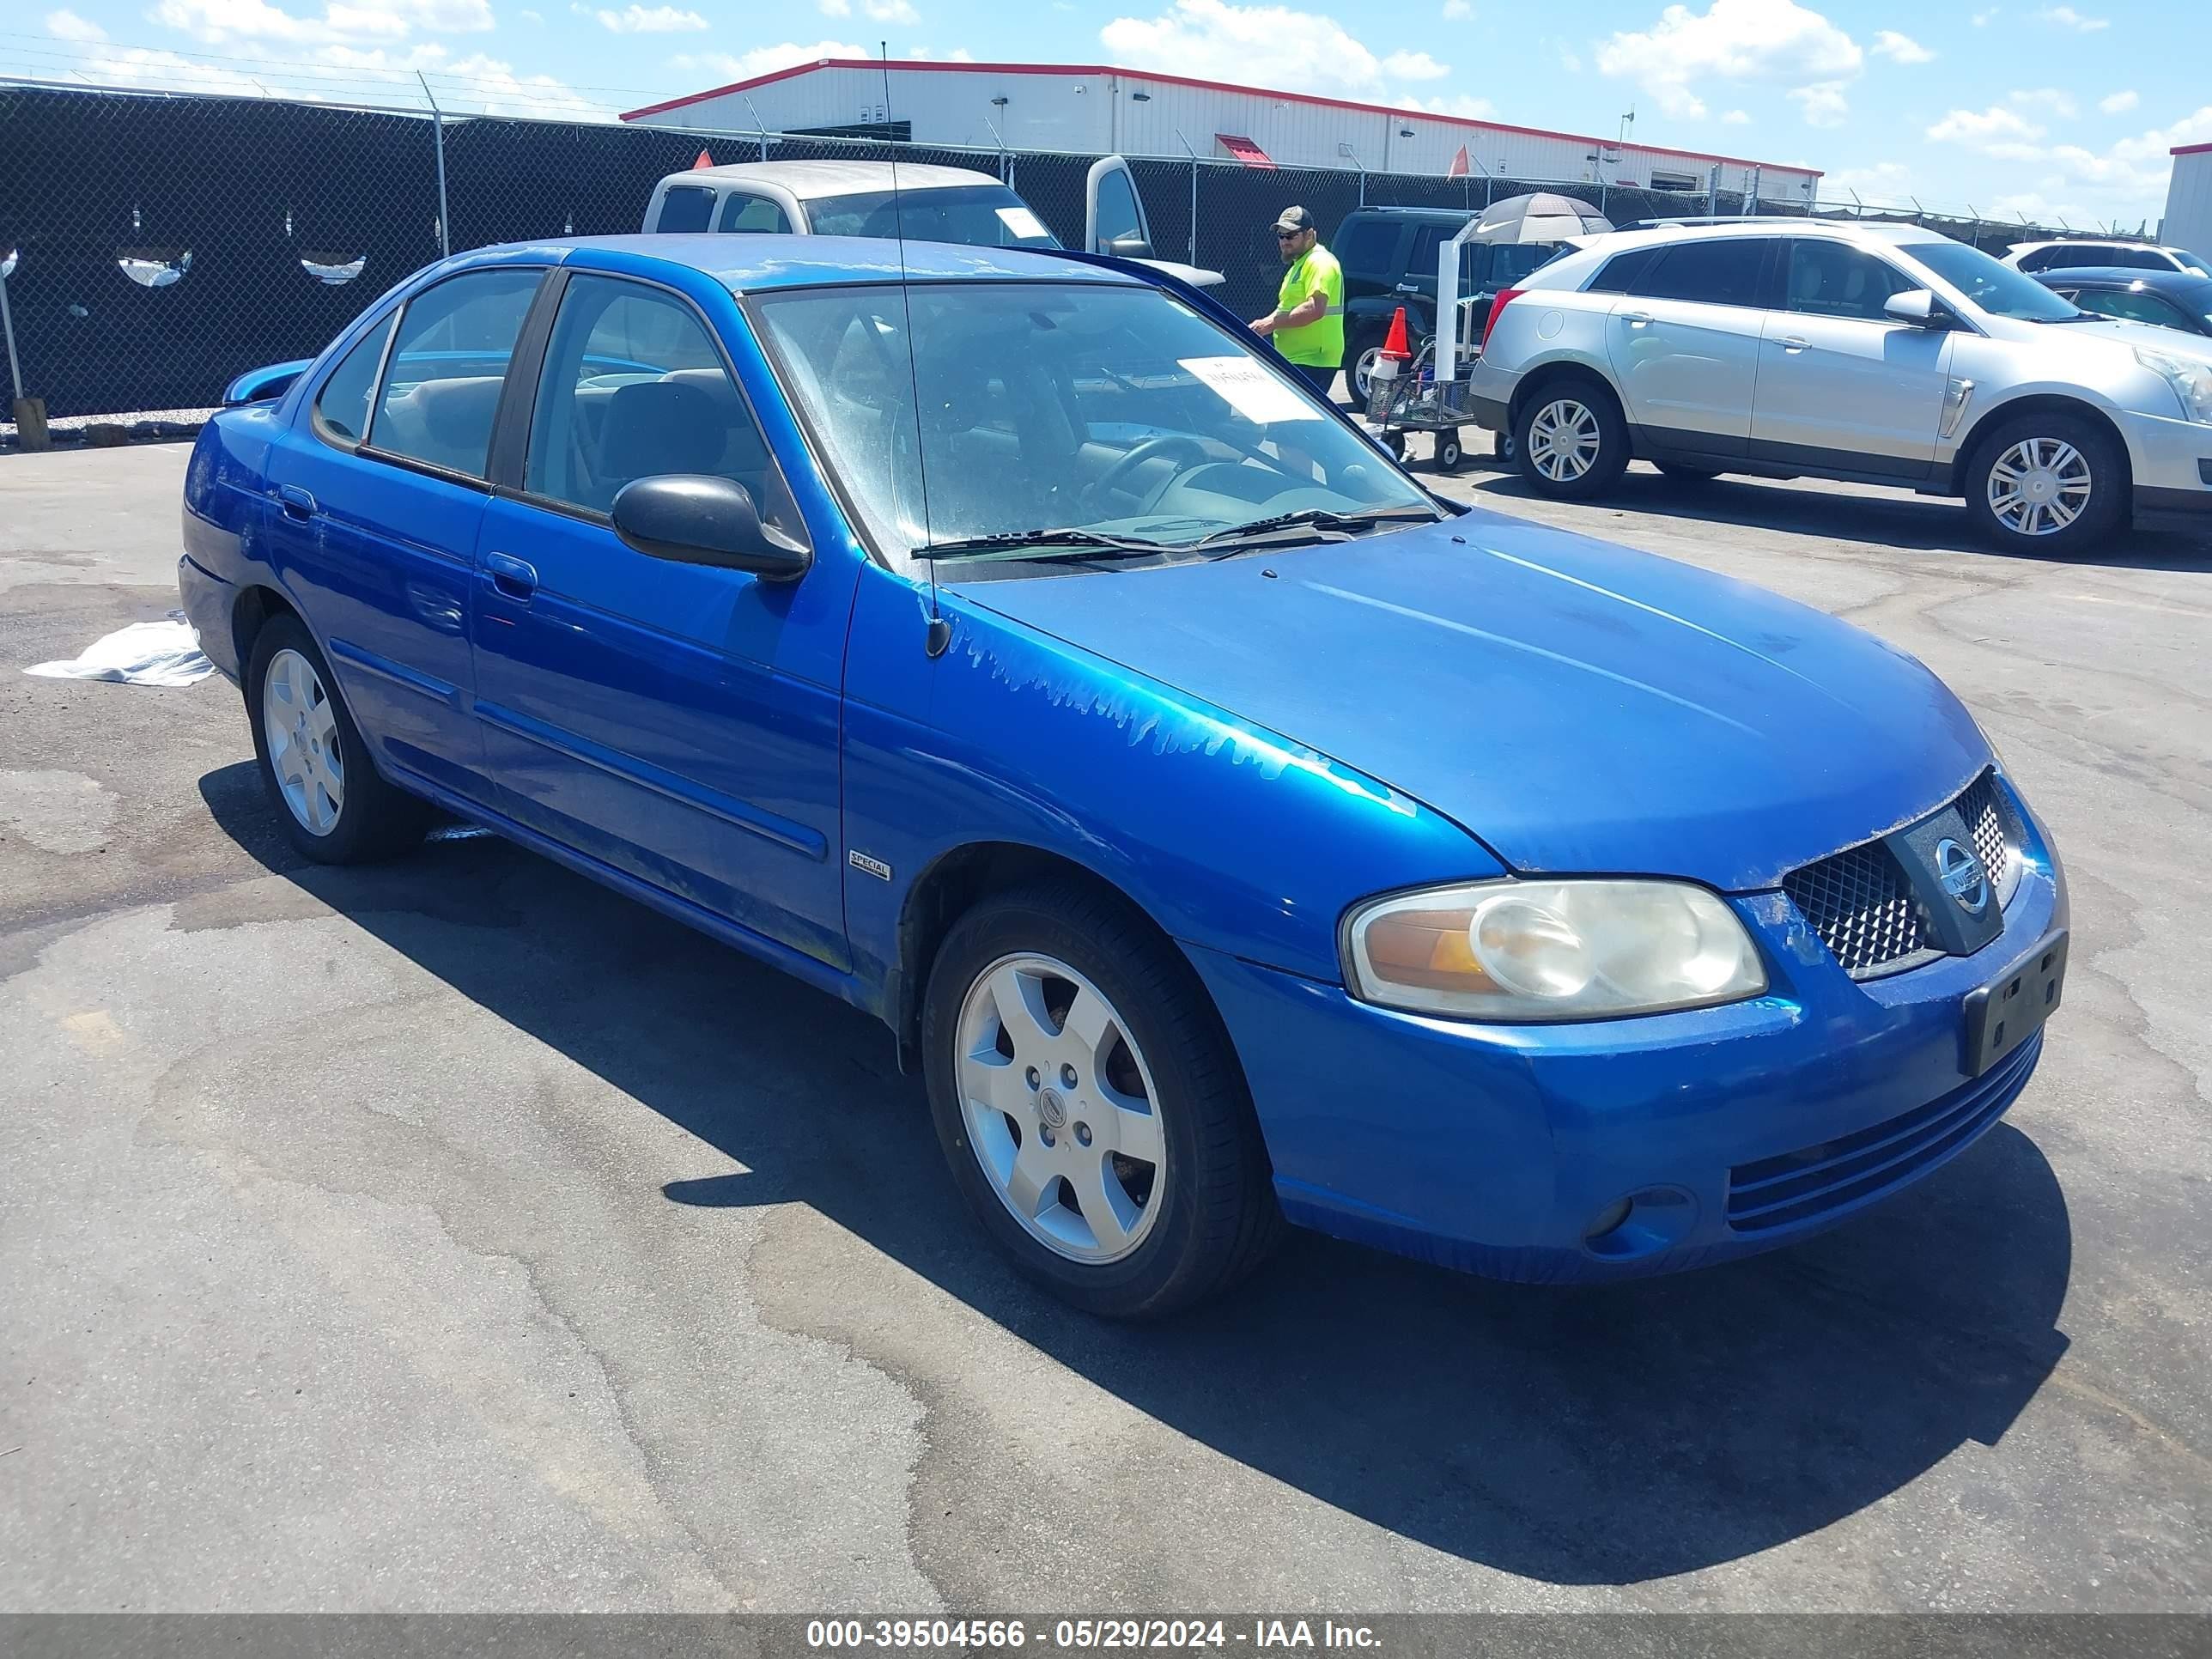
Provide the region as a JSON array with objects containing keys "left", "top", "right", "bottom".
[
  {"left": 2001, "top": 239, "right": 2211, "bottom": 277},
  {"left": 1335, "top": 206, "right": 1566, "bottom": 400},
  {"left": 1468, "top": 220, "right": 2212, "bottom": 551},
  {"left": 181, "top": 234, "right": 2067, "bottom": 1316},
  {"left": 644, "top": 156, "right": 1224, "bottom": 288},
  {"left": 2032, "top": 266, "right": 2212, "bottom": 337}
]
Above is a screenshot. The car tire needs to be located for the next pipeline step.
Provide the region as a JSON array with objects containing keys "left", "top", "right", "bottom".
[
  {"left": 921, "top": 880, "right": 1283, "bottom": 1319},
  {"left": 1349, "top": 331, "right": 1385, "bottom": 404},
  {"left": 246, "top": 614, "right": 428, "bottom": 865},
  {"left": 1656, "top": 463, "right": 1723, "bottom": 485},
  {"left": 1962, "top": 410, "right": 2127, "bottom": 555},
  {"left": 1513, "top": 378, "right": 1631, "bottom": 500}
]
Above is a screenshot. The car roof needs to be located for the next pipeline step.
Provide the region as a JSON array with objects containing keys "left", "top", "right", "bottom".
[
  {"left": 1344, "top": 206, "right": 1472, "bottom": 221},
  {"left": 661, "top": 161, "right": 1005, "bottom": 198},
  {"left": 2032, "top": 264, "right": 2210, "bottom": 291},
  {"left": 1564, "top": 218, "right": 1950, "bottom": 260},
  {"left": 459, "top": 234, "right": 1143, "bottom": 295}
]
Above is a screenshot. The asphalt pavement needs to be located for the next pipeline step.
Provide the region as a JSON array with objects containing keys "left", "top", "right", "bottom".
[{"left": 2, "top": 441, "right": 2207, "bottom": 1613}]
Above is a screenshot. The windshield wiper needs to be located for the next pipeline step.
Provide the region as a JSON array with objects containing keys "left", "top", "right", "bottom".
[
  {"left": 1185, "top": 504, "right": 1441, "bottom": 550},
  {"left": 915, "top": 527, "right": 1175, "bottom": 562}
]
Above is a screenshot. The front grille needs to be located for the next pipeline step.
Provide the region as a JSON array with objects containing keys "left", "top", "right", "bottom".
[
  {"left": 1783, "top": 842, "right": 1927, "bottom": 976},
  {"left": 1724, "top": 1031, "right": 2042, "bottom": 1233},
  {"left": 1783, "top": 769, "right": 2019, "bottom": 979}
]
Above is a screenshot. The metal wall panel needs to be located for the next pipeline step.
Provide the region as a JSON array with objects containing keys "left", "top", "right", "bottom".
[{"left": 2164, "top": 153, "right": 2212, "bottom": 257}]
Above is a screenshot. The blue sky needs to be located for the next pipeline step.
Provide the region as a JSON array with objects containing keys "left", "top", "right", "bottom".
[{"left": 6, "top": 0, "right": 2206, "bottom": 228}]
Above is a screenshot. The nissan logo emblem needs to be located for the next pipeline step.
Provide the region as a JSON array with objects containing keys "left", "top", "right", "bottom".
[{"left": 1935, "top": 837, "right": 1988, "bottom": 914}]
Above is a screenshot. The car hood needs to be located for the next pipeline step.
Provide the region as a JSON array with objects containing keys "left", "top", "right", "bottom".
[
  {"left": 952, "top": 510, "right": 1990, "bottom": 891},
  {"left": 1986, "top": 313, "right": 2212, "bottom": 362}
]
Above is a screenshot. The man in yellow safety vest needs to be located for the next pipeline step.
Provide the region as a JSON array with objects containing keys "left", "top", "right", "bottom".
[{"left": 1248, "top": 205, "right": 1345, "bottom": 400}]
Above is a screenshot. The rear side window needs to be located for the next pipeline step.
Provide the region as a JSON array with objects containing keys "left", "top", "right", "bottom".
[
  {"left": 718, "top": 193, "right": 791, "bottom": 234},
  {"left": 2106, "top": 246, "right": 2167, "bottom": 270},
  {"left": 1587, "top": 246, "right": 1661, "bottom": 294},
  {"left": 1335, "top": 218, "right": 1401, "bottom": 279},
  {"left": 1407, "top": 224, "right": 1451, "bottom": 283},
  {"left": 314, "top": 313, "right": 395, "bottom": 444},
  {"left": 1634, "top": 239, "right": 1771, "bottom": 306},
  {"left": 369, "top": 268, "right": 541, "bottom": 479},
  {"left": 655, "top": 185, "right": 717, "bottom": 233}
]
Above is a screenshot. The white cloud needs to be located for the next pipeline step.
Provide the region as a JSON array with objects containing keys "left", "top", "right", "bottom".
[
  {"left": 905, "top": 45, "right": 973, "bottom": 58},
  {"left": 435, "top": 51, "right": 612, "bottom": 117},
  {"left": 1927, "top": 103, "right": 2045, "bottom": 149},
  {"left": 1870, "top": 29, "right": 1932, "bottom": 63},
  {"left": 151, "top": 0, "right": 493, "bottom": 45},
  {"left": 1971, "top": 5, "right": 1996, "bottom": 20},
  {"left": 676, "top": 40, "right": 868, "bottom": 80},
  {"left": 45, "top": 8, "right": 107, "bottom": 40},
  {"left": 1824, "top": 160, "right": 1915, "bottom": 202},
  {"left": 1101, "top": 0, "right": 1454, "bottom": 100},
  {"left": 1440, "top": 0, "right": 1470, "bottom": 15},
  {"left": 1407, "top": 92, "right": 1496, "bottom": 118},
  {"left": 1558, "top": 45, "right": 1581, "bottom": 71},
  {"left": 518, "top": 5, "right": 541, "bottom": 16},
  {"left": 1924, "top": 103, "right": 2212, "bottom": 213},
  {"left": 2038, "top": 4, "right": 2106, "bottom": 27},
  {"left": 862, "top": 0, "right": 921, "bottom": 19},
  {"left": 1720, "top": 106, "right": 1749, "bottom": 123},
  {"left": 2010, "top": 86, "right": 2077, "bottom": 118},
  {"left": 1595, "top": 0, "right": 1863, "bottom": 121},
  {"left": 593, "top": 4, "right": 708, "bottom": 30},
  {"left": 1790, "top": 79, "right": 1849, "bottom": 126},
  {"left": 2099, "top": 88, "right": 2136, "bottom": 114}
]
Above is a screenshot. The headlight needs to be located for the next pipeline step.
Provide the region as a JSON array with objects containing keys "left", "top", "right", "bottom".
[
  {"left": 2135, "top": 347, "right": 2212, "bottom": 423},
  {"left": 1343, "top": 878, "right": 1767, "bottom": 1022}
]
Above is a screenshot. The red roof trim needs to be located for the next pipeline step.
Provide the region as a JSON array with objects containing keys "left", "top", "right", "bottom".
[
  {"left": 2173, "top": 141, "right": 2212, "bottom": 156},
  {"left": 618, "top": 58, "right": 1823, "bottom": 177}
]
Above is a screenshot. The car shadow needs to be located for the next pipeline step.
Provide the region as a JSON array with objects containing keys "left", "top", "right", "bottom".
[
  {"left": 199, "top": 761, "right": 2075, "bottom": 1587},
  {"left": 1450, "top": 459, "right": 2212, "bottom": 569}
]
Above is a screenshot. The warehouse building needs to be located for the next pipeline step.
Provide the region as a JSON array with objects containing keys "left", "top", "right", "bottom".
[
  {"left": 623, "top": 59, "right": 1823, "bottom": 205},
  {"left": 2164, "top": 142, "right": 2212, "bottom": 256}
]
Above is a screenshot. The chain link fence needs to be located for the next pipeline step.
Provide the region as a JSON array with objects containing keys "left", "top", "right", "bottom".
[{"left": 0, "top": 80, "right": 2150, "bottom": 430}]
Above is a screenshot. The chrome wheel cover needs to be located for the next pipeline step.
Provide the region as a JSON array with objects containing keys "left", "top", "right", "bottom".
[
  {"left": 262, "top": 647, "right": 343, "bottom": 836},
  {"left": 1987, "top": 437, "right": 2092, "bottom": 538},
  {"left": 955, "top": 953, "right": 1166, "bottom": 1264},
  {"left": 1528, "top": 398, "right": 1601, "bottom": 482},
  {"left": 1352, "top": 345, "right": 1381, "bottom": 401}
]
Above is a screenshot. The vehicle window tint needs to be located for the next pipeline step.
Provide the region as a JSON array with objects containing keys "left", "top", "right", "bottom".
[
  {"left": 1587, "top": 246, "right": 1661, "bottom": 294},
  {"left": 1407, "top": 224, "right": 1451, "bottom": 284},
  {"left": 718, "top": 193, "right": 791, "bottom": 234},
  {"left": 314, "top": 312, "right": 395, "bottom": 443},
  {"left": 2014, "top": 246, "right": 2062, "bottom": 272},
  {"left": 1092, "top": 167, "right": 1145, "bottom": 252},
  {"left": 2073, "top": 288, "right": 2185, "bottom": 327},
  {"left": 1489, "top": 243, "right": 1553, "bottom": 286},
  {"left": 525, "top": 274, "right": 802, "bottom": 537},
  {"left": 1636, "top": 239, "right": 1769, "bottom": 306},
  {"left": 1335, "top": 219, "right": 1400, "bottom": 279},
  {"left": 1782, "top": 240, "right": 1916, "bottom": 321},
  {"left": 656, "top": 185, "right": 717, "bottom": 234},
  {"left": 369, "top": 268, "right": 539, "bottom": 477},
  {"left": 2106, "top": 246, "right": 2166, "bottom": 270}
]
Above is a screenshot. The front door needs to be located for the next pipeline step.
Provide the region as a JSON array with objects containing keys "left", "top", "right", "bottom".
[
  {"left": 1602, "top": 234, "right": 1774, "bottom": 455},
  {"left": 469, "top": 270, "right": 854, "bottom": 970},
  {"left": 1750, "top": 239, "right": 1951, "bottom": 477}
]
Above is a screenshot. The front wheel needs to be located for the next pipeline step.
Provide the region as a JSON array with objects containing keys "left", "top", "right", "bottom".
[
  {"left": 1962, "top": 412, "right": 2126, "bottom": 554},
  {"left": 921, "top": 882, "right": 1281, "bottom": 1318},
  {"left": 1513, "top": 381, "right": 1630, "bottom": 499}
]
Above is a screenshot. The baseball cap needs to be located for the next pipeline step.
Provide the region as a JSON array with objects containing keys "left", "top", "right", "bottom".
[{"left": 1272, "top": 206, "right": 1315, "bottom": 234}]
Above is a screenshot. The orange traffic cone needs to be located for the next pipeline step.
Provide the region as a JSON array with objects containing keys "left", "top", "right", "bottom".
[{"left": 1380, "top": 306, "right": 1413, "bottom": 362}]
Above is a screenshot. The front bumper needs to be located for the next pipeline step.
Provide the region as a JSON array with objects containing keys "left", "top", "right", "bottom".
[
  {"left": 2115, "top": 406, "right": 2212, "bottom": 529},
  {"left": 1188, "top": 785, "right": 2067, "bottom": 1285}
]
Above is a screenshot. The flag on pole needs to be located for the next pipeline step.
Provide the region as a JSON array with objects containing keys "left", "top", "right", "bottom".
[
  {"left": 693, "top": 148, "right": 714, "bottom": 169},
  {"left": 1447, "top": 144, "right": 1470, "bottom": 179}
]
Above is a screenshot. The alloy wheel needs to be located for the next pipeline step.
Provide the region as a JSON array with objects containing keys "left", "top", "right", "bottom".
[
  {"left": 1528, "top": 398, "right": 1602, "bottom": 482},
  {"left": 1987, "top": 437, "right": 2093, "bottom": 538},
  {"left": 262, "top": 647, "right": 343, "bottom": 836},
  {"left": 955, "top": 953, "right": 1166, "bottom": 1264},
  {"left": 1352, "top": 345, "right": 1382, "bottom": 403}
]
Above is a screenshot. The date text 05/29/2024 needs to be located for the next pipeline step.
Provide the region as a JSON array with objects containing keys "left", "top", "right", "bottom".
[{"left": 805, "top": 1620, "right": 1381, "bottom": 1650}]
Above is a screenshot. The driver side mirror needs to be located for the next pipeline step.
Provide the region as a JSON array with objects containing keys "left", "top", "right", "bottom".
[
  {"left": 1884, "top": 289, "right": 1958, "bottom": 330},
  {"left": 611, "top": 475, "right": 811, "bottom": 581}
]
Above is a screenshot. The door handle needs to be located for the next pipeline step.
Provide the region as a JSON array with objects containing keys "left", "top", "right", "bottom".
[
  {"left": 1778, "top": 335, "right": 1810, "bottom": 352},
  {"left": 1620, "top": 310, "right": 1653, "bottom": 327},
  {"left": 1395, "top": 282, "right": 1421, "bottom": 295},
  {"left": 276, "top": 484, "right": 317, "bottom": 520},
  {"left": 484, "top": 551, "right": 538, "bottom": 601}
]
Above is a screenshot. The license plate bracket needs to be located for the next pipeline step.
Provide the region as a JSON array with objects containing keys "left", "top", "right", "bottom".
[{"left": 1962, "top": 928, "right": 2068, "bottom": 1077}]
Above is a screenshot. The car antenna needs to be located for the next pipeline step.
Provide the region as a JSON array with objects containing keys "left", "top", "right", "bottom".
[{"left": 881, "top": 41, "right": 951, "bottom": 659}]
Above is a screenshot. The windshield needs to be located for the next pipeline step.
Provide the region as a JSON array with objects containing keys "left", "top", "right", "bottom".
[
  {"left": 1902, "top": 240, "right": 2081, "bottom": 320},
  {"left": 2178, "top": 250, "right": 2212, "bottom": 277},
  {"left": 805, "top": 185, "right": 1060, "bottom": 249},
  {"left": 751, "top": 280, "right": 1433, "bottom": 570}
]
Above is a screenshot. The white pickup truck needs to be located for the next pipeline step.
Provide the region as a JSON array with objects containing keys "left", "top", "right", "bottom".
[{"left": 642, "top": 155, "right": 1224, "bottom": 288}]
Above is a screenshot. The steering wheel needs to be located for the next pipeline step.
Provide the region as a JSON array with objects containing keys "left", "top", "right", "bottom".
[{"left": 1082, "top": 434, "right": 1212, "bottom": 514}]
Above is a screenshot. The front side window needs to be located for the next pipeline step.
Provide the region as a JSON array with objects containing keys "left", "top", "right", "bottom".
[
  {"left": 752, "top": 279, "right": 1434, "bottom": 572},
  {"left": 525, "top": 275, "right": 801, "bottom": 536},
  {"left": 1091, "top": 167, "right": 1145, "bottom": 252},
  {"left": 1782, "top": 240, "right": 1917, "bottom": 322},
  {"left": 2106, "top": 246, "right": 2167, "bottom": 270},
  {"left": 1901, "top": 240, "right": 2079, "bottom": 321},
  {"left": 805, "top": 185, "right": 1059, "bottom": 248},
  {"left": 369, "top": 267, "right": 541, "bottom": 477},
  {"left": 718, "top": 193, "right": 791, "bottom": 234},
  {"left": 314, "top": 312, "right": 395, "bottom": 443},
  {"left": 1634, "top": 238, "right": 1771, "bottom": 307},
  {"left": 2175, "top": 250, "right": 2212, "bottom": 277},
  {"left": 655, "top": 185, "right": 717, "bottom": 234}
]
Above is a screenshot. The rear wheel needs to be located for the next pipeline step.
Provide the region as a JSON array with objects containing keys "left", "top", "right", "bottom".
[
  {"left": 922, "top": 882, "right": 1281, "bottom": 1318},
  {"left": 1513, "top": 380, "right": 1630, "bottom": 499},
  {"left": 1962, "top": 411, "right": 2126, "bottom": 554},
  {"left": 1349, "top": 332, "right": 1385, "bottom": 404}
]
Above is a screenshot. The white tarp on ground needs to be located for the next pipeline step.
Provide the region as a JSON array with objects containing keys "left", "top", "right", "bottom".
[{"left": 25, "top": 612, "right": 216, "bottom": 687}]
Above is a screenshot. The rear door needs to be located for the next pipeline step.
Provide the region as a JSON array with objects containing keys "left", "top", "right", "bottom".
[
  {"left": 1750, "top": 238, "right": 1949, "bottom": 477},
  {"left": 1337, "top": 216, "right": 1410, "bottom": 346},
  {"left": 1601, "top": 235, "right": 1774, "bottom": 454},
  {"left": 261, "top": 264, "right": 544, "bottom": 800}
]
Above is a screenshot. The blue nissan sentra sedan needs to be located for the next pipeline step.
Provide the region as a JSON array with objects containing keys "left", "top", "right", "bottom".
[{"left": 179, "top": 235, "right": 2068, "bottom": 1317}]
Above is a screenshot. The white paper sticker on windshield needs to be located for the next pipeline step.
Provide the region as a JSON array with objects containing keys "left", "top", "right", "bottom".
[
  {"left": 995, "top": 205, "right": 1049, "bottom": 240},
  {"left": 1177, "top": 356, "right": 1324, "bottom": 422}
]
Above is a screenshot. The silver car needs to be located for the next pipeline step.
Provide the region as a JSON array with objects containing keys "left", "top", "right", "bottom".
[{"left": 1467, "top": 220, "right": 2212, "bottom": 552}]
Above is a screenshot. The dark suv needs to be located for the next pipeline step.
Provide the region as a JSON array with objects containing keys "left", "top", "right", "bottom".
[{"left": 1334, "top": 206, "right": 1563, "bottom": 400}]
